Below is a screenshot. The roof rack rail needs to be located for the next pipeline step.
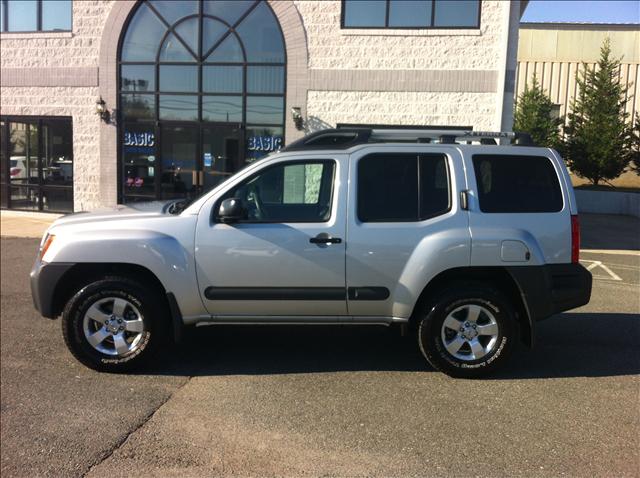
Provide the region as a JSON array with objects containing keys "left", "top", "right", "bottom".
[{"left": 280, "top": 129, "right": 536, "bottom": 152}]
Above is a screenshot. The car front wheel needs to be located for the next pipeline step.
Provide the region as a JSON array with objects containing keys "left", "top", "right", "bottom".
[
  {"left": 62, "top": 277, "right": 168, "bottom": 372},
  {"left": 418, "top": 285, "right": 516, "bottom": 378}
]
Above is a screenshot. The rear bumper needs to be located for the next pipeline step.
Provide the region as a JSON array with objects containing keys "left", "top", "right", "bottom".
[
  {"left": 30, "top": 258, "right": 74, "bottom": 319},
  {"left": 507, "top": 263, "right": 592, "bottom": 322}
]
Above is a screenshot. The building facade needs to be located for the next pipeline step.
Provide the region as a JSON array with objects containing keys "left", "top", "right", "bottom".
[
  {"left": 516, "top": 22, "right": 639, "bottom": 126},
  {"left": 0, "top": 0, "right": 524, "bottom": 213}
]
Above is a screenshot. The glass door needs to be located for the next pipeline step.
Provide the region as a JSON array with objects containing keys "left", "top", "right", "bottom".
[
  {"left": 159, "top": 124, "right": 199, "bottom": 200},
  {"left": 201, "top": 124, "right": 243, "bottom": 192}
]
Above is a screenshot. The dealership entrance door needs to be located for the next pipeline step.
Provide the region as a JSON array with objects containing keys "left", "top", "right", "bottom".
[
  {"left": 158, "top": 123, "right": 242, "bottom": 200},
  {"left": 123, "top": 122, "right": 243, "bottom": 202}
]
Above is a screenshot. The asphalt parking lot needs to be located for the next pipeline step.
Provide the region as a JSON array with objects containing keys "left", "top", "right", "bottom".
[{"left": 1, "top": 236, "right": 638, "bottom": 477}]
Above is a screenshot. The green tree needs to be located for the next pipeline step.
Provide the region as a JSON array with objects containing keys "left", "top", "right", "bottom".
[
  {"left": 513, "top": 74, "right": 562, "bottom": 148},
  {"left": 563, "top": 38, "right": 634, "bottom": 185},
  {"left": 631, "top": 113, "right": 640, "bottom": 176}
]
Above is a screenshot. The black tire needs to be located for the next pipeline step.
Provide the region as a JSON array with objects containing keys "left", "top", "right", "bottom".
[
  {"left": 62, "top": 276, "right": 169, "bottom": 372},
  {"left": 417, "top": 285, "right": 516, "bottom": 379}
]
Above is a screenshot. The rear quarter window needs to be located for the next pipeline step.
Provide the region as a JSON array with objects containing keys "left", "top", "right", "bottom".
[{"left": 472, "top": 154, "right": 563, "bottom": 213}]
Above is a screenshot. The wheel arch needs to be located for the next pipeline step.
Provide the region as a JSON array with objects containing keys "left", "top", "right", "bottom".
[
  {"left": 52, "top": 263, "right": 176, "bottom": 331},
  {"left": 410, "top": 267, "right": 534, "bottom": 347}
]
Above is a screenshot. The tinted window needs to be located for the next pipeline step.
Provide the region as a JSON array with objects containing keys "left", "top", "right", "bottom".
[
  {"left": 41, "top": 0, "right": 71, "bottom": 30},
  {"left": 420, "top": 154, "right": 450, "bottom": 218},
  {"left": 472, "top": 155, "right": 563, "bottom": 213},
  {"left": 358, "top": 154, "right": 450, "bottom": 222},
  {"left": 224, "top": 161, "right": 335, "bottom": 222},
  {"left": 342, "top": 0, "right": 480, "bottom": 29}
]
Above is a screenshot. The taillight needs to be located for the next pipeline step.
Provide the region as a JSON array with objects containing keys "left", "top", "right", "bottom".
[
  {"left": 10, "top": 167, "right": 21, "bottom": 176},
  {"left": 571, "top": 215, "right": 580, "bottom": 263}
]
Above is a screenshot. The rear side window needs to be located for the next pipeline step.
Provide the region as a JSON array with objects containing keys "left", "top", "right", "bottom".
[
  {"left": 358, "top": 153, "right": 450, "bottom": 222},
  {"left": 472, "top": 155, "right": 563, "bottom": 213}
]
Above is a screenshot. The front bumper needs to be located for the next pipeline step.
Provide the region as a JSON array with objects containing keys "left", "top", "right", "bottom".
[
  {"left": 507, "top": 263, "right": 593, "bottom": 322},
  {"left": 30, "top": 257, "right": 74, "bottom": 319}
]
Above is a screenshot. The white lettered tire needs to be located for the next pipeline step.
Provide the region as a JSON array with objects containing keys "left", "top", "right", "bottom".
[{"left": 418, "top": 285, "right": 516, "bottom": 378}]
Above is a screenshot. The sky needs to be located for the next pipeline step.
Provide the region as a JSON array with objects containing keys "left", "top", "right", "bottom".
[{"left": 521, "top": 0, "right": 640, "bottom": 23}]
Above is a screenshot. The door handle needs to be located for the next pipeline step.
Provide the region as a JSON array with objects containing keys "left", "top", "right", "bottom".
[{"left": 310, "top": 233, "right": 342, "bottom": 244}]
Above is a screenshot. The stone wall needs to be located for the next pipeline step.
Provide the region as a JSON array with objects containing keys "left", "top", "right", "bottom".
[
  {"left": 295, "top": 0, "right": 515, "bottom": 130},
  {"left": 0, "top": 86, "right": 102, "bottom": 211},
  {"left": 1, "top": 1, "right": 113, "bottom": 211}
]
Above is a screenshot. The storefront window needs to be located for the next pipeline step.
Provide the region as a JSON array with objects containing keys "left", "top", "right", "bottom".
[
  {"left": 0, "top": 117, "right": 73, "bottom": 212},
  {"left": 118, "top": 0, "right": 286, "bottom": 203}
]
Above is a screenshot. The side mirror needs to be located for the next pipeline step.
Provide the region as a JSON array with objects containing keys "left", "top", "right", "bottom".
[{"left": 218, "top": 198, "right": 247, "bottom": 223}]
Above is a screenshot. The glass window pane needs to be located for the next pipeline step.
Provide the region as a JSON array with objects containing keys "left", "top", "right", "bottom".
[
  {"left": 121, "top": 65, "right": 155, "bottom": 92},
  {"left": 434, "top": 0, "right": 479, "bottom": 27},
  {"left": 203, "top": 66, "right": 243, "bottom": 93},
  {"left": 247, "top": 66, "right": 284, "bottom": 94},
  {"left": 42, "top": 120, "right": 73, "bottom": 187},
  {"left": 159, "top": 32, "right": 196, "bottom": 62},
  {"left": 472, "top": 155, "right": 563, "bottom": 213},
  {"left": 246, "top": 96, "right": 284, "bottom": 125},
  {"left": 160, "top": 125, "right": 198, "bottom": 199},
  {"left": 203, "top": 18, "right": 228, "bottom": 53},
  {"left": 236, "top": 2, "right": 284, "bottom": 63},
  {"left": 205, "top": 33, "right": 244, "bottom": 62},
  {"left": 343, "top": 0, "right": 386, "bottom": 27},
  {"left": 0, "top": 3, "right": 4, "bottom": 32},
  {"left": 419, "top": 155, "right": 450, "bottom": 218},
  {"left": 202, "top": 96, "right": 243, "bottom": 123},
  {"left": 389, "top": 0, "right": 431, "bottom": 27},
  {"left": 151, "top": 0, "right": 197, "bottom": 25},
  {"left": 123, "top": 123, "right": 157, "bottom": 198},
  {"left": 358, "top": 154, "right": 419, "bottom": 222},
  {"left": 121, "top": 3, "right": 166, "bottom": 61},
  {"left": 121, "top": 94, "right": 156, "bottom": 121},
  {"left": 7, "top": 0, "right": 37, "bottom": 31},
  {"left": 174, "top": 17, "right": 198, "bottom": 55},
  {"left": 159, "top": 95, "right": 198, "bottom": 121},
  {"left": 42, "top": 0, "right": 72, "bottom": 31},
  {"left": 42, "top": 187, "right": 73, "bottom": 212},
  {"left": 227, "top": 161, "right": 335, "bottom": 222},
  {"left": 159, "top": 65, "right": 197, "bottom": 92},
  {"left": 204, "top": 0, "right": 254, "bottom": 26},
  {"left": 245, "top": 126, "right": 283, "bottom": 163}
]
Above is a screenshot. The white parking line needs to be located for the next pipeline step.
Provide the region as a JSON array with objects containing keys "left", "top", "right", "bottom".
[
  {"left": 581, "top": 260, "right": 623, "bottom": 281},
  {"left": 581, "top": 249, "right": 640, "bottom": 256}
]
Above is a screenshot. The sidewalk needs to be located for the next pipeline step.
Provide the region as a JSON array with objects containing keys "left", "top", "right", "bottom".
[
  {"left": 0, "top": 210, "right": 61, "bottom": 238},
  {"left": 1, "top": 210, "right": 638, "bottom": 252}
]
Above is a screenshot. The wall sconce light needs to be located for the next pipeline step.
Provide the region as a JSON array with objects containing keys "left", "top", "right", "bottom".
[
  {"left": 95, "top": 97, "right": 110, "bottom": 123},
  {"left": 291, "top": 107, "right": 305, "bottom": 131}
]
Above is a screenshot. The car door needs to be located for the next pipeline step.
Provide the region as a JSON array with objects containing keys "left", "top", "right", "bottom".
[{"left": 195, "top": 154, "right": 348, "bottom": 318}]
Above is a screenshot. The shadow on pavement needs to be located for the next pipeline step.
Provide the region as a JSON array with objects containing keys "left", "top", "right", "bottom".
[
  {"left": 142, "top": 312, "right": 640, "bottom": 380},
  {"left": 580, "top": 213, "right": 640, "bottom": 250}
]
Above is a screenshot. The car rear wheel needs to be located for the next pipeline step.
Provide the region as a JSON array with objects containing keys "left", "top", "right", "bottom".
[
  {"left": 417, "top": 285, "right": 516, "bottom": 378},
  {"left": 62, "top": 276, "right": 168, "bottom": 372}
]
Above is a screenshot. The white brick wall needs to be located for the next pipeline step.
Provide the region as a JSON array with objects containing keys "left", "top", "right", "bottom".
[
  {"left": 295, "top": 0, "right": 508, "bottom": 71},
  {"left": 0, "top": 86, "right": 102, "bottom": 210},
  {"left": 0, "top": 1, "right": 114, "bottom": 68},
  {"left": 307, "top": 91, "right": 496, "bottom": 130}
]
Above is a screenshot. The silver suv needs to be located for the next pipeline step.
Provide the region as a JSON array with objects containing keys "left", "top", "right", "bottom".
[{"left": 30, "top": 129, "right": 592, "bottom": 378}]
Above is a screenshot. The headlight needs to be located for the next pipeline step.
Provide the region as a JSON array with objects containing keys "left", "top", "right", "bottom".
[{"left": 40, "top": 234, "right": 56, "bottom": 261}]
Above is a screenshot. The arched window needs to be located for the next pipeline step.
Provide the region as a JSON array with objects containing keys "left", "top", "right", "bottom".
[{"left": 118, "top": 0, "right": 286, "bottom": 202}]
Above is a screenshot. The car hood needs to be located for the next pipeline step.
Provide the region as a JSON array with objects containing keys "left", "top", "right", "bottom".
[{"left": 50, "top": 201, "right": 177, "bottom": 228}]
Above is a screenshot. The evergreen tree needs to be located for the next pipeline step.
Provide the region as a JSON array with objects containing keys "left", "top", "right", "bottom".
[
  {"left": 513, "top": 74, "right": 562, "bottom": 148},
  {"left": 631, "top": 113, "right": 640, "bottom": 176},
  {"left": 563, "top": 38, "right": 634, "bottom": 185}
]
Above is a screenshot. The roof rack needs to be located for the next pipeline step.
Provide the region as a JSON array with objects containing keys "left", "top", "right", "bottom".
[{"left": 281, "top": 129, "right": 535, "bottom": 151}]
